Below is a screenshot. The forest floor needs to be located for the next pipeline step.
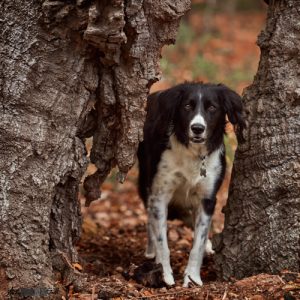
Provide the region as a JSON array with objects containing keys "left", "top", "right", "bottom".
[
  {"left": 67, "top": 9, "right": 299, "bottom": 300},
  {"left": 71, "top": 173, "right": 300, "bottom": 300}
]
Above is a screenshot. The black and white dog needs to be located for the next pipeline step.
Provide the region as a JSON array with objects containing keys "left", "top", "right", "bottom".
[{"left": 137, "top": 82, "right": 245, "bottom": 287}]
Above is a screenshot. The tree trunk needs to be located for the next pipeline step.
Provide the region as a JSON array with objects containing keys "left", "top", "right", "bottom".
[
  {"left": 0, "top": 0, "right": 190, "bottom": 297},
  {"left": 214, "top": 0, "right": 300, "bottom": 280}
]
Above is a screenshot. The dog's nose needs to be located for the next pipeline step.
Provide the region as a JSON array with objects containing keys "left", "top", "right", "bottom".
[{"left": 191, "top": 124, "right": 205, "bottom": 134}]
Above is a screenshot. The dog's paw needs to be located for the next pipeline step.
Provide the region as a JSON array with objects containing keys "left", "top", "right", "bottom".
[
  {"left": 163, "top": 272, "right": 175, "bottom": 286},
  {"left": 157, "top": 258, "right": 174, "bottom": 286},
  {"left": 145, "top": 241, "right": 156, "bottom": 259},
  {"left": 145, "top": 248, "right": 156, "bottom": 259},
  {"left": 145, "top": 251, "right": 156, "bottom": 259},
  {"left": 205, "top": 238, "right": 215, "bottom": 256},
  {"left": 183, "top": 272, "right": 203, "bottom": 287}
]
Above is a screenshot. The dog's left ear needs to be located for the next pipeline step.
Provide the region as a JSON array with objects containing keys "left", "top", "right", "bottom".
[{"left": 216, "top": 84, "right": 246, "bottom": 143}]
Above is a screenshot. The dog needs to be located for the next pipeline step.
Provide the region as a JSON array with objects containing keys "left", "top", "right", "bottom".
[{"left": 137, "top": 82, "right": 245, "bottom": 287}]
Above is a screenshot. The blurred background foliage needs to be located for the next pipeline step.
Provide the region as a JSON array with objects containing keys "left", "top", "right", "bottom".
[{"left": 153, "top": 0, "right": 266, "bottom": 95}]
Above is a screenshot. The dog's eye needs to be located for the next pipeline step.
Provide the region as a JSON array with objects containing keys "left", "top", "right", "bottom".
[
  {"left": 208, "top": 105, "right": 216, "bottom": 112},
  {"left": 184, "top": 104, "right": 192, "bottom": 111}
]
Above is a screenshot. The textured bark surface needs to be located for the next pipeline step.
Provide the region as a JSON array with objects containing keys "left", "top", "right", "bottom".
[
  {"left": 214, "top": 0, "right": 300, "bottom": 280},
  {"left": 82, "top": 0, "right": 191, "bottom": 205},
  {"left": 0, "top": 0, "right": 190, "bottom": 297}
]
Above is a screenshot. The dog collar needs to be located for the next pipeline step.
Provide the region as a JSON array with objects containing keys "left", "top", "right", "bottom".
[{"left": 200, "top": 155, "right": 207, "bottom": 177}]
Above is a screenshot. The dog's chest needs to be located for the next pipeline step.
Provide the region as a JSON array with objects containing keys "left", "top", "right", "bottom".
[
  {"left": 164, "top": 150, "right": 205, "bottom": 186},
  {"left": 152, "top": 138, "right": 222, "bottom": 205}
]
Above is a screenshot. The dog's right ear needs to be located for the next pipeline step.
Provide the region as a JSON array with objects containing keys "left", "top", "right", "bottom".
[{"left": 145, "top": 86, "right": 183, "bottom": 140}]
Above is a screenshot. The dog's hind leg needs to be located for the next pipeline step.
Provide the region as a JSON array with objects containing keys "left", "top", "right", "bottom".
[{"left": 205, "top": 238, "right": 215, "bottom": 255}]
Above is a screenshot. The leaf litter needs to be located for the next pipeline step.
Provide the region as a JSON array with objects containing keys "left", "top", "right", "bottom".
[{"left": 69, "top": 173, "right": 300, "bottom": 300}]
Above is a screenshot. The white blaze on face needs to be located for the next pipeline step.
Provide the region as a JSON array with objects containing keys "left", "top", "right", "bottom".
[
  {"left": 189, "top": 93, "right": 207, "bottom": 138},
  {"left": 190, "top": 113, "right": 206, "bottom": 128}
]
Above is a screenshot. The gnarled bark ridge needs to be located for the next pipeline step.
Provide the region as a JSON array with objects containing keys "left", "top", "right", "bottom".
[
  {"left": 0, "top": 0, "right": 190, "bottom": 297},
  {"left": 214, "top": 0, "right": 300, "bottom": 280}
]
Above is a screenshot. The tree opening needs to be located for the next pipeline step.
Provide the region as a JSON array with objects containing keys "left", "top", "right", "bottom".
[{"left": 77, "top": 1, "right": 270, "bottom": 297}]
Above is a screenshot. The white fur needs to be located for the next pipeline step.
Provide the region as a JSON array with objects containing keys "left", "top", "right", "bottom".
[
  {"left": 190, "top": 113, "right": 206, "bottom": 127},
  {"left": 146, "top": 135, "right": 223, "bottom": 286},
  {"left": 183, "top": 209, "right": 210, "bottom": 287},
  {"left": 147, "top": 194, "right": 175, "bottom": 285},
  {"left": 189, "top": 93, "right": 207, "bottom": 138},
  {"left": 153, "top": 135, "right": 222, "bottom": 202},
  {"left": 205, "top": 238, "right": 215, "bottom": 255}
]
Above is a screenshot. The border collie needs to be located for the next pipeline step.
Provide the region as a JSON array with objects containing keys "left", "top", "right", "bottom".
[{"left": 137, "top": 82, "right": 245, "bottom": 287}]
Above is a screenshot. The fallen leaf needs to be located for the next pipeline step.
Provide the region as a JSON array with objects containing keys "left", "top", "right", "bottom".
[{"left": 72, "top": 263, "right": 83, "bottom": 271}]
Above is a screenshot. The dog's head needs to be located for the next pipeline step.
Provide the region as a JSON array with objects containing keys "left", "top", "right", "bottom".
[{"left": 148, "top": 82, "right": 245, "bottom": 151}]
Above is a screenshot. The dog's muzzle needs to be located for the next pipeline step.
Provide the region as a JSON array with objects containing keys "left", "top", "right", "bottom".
[{"left": 190, "top": 123, "right": 206, "bottom": 143}]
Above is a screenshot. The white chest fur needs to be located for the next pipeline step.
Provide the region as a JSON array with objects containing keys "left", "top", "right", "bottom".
[{"left": 151, "top": 135, "right": 223, "bottom": 207}]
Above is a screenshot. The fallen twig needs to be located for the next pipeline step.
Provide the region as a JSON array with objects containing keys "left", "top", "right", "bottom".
[
  {"left": 222, "top": 287, "right": 228, "bottom": 300},
  {"left": 188, "top": 275, "right": 202, "bottom": 287},
  {"left": 138, "top": 287, "right": 204, "bottom": 299},
  {"left": 91, "top": 285, "right": 95, "bottom": 300},
  {"left": 205, "top": 291, "right": 209, "bottom": 300},
  {"left": 277, "top": 275, "right": 285, "bottom": 285}
]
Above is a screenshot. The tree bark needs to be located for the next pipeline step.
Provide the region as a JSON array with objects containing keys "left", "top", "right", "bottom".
[
  {"left": 214, "top": 0, "right": 300, "bottom": 280},
  {"left": 0, "top": 0, "right": 190, "bottom": 297}
]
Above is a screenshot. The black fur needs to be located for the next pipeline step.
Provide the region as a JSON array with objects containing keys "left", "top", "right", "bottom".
[
  {"left": 137, "top": 82, "right": 245, "bottom": 214},
  {"left": 202, "top": 198, "right": 216, "bottom": 216}
]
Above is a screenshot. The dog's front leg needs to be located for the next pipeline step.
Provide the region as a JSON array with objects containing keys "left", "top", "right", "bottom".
[
  {"left": 145, "top": 224, "right": 156, "bottom": 259},
  {"left": 148, "top": 194, "right": 174, "bottom": 286},
  {"left": 183, "top": 198, "right": 215, "bottom": 287}
]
